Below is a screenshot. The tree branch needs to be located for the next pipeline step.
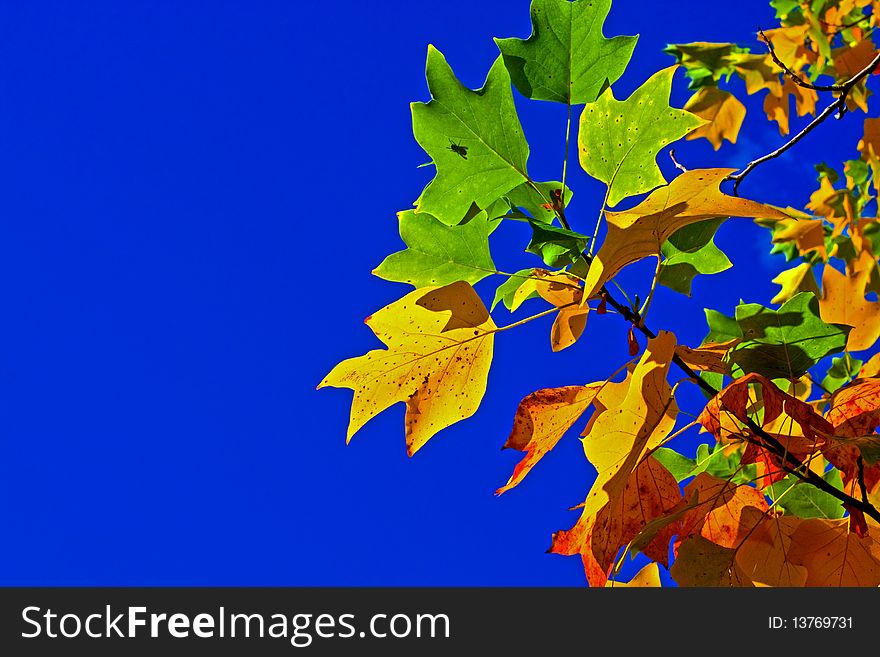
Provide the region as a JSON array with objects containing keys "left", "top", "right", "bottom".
[
  {"left": 591, "top": 262, "right": 880, "bottom": 524},
  {"left": 669, "top": 148, "right": 687, "bottom": 173},
  {"left": 725, "top": 43, "right": 880, "bottom": 195}
]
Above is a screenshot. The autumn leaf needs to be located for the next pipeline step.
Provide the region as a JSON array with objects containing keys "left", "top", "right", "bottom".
[
  {"left": 577, "top": 67, "right": 706, "bottom": 206},
  {"left": 552, "top": 456, "right": 682, "bottom": 587},
  {"left": 698, "top": 372, "right": 834, "bottom": 447},
  {"left": 786, "top": 518, "right": 880, "bottom": 586},
  {"left": 319, "top": 282, "right": 495, "bottom": 456},
  {"left": 767, "top": 217, "right": 827, "bottom": 259},
  {"left": 529, "top": 270, "right": 590, "bottom": 352},
  {"left": 497, "top": 385, "right": 602, "bottom": 494},
  {"left": 495, "top": 0, "right": 637, "bottom": 105},
  {"left": 770, "top": 262, "right": 820, "bottom": 305},
  {"left": 677, "top": 473, "right": 768, "bottom": 548},
  {"left": 684, "top": 87, "right": 746, "bottom": 149},
  {"left": 819, "top": 250, "right": 880, "bottom": 352},
  {"left": 734, "top": 509, "right": 808, "bottom": 586},
  {"left": 763, "top": 78, "right": 818, "bottom": 136},
  {"left": 583, "top": 168, "right": 790, "bottom": 300},
  {"left": 412, "top": 47, "right": 531, "bottom": 225},
  {"left": 858, "top": 117, "right": 880, "bottom": 191},
  {"left": 550, "top": 333, "right": 680, "bottom": 585},
  {"left": 606, "top": 562, "right": 661, "bottom": 587},
  {"left": 373, "top": 210, "right": 495, "bottom": 287},
  {"left": 670, "top": 535, "right": 752, "bottom": 586}
]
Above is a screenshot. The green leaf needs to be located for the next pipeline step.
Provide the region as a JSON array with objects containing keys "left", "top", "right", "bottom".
[
  {"left": 412, "top": 47, "right": 531, "bottom": 226},
  {"left": 526, "top": 220, "right": 590, "bottom": 267},
  {"left": 663, "top": 42, "right": 752, "bottom": 90},
  {"left": 373, "top": 210, "right": 495, "bottom": 287},
  {"left": 728, "top": 292, "right": 850, "bottom": 379},
  {"left": 690, "top": 443, "right": 756, "bottom": 484},
  {"left": 494, "top": 0, "right": 637, "bottom": 105},
  {"left": 767, "top": 470, "right": 845, "bottom": 519},
  {"left": 653, "top": 447, "right": 697, "bottom": 482},
  {"left": 577, "top": 66, "right": 706, "bottom": 206},
  {"left": 703, "top": 308, "right": 741, "bottom": 344},
  {"left": 822, "top": 355, "right": 863, "bottom": 395},
  {"left": 658, "top": 218, "right": 732, "bottom": 296},
  {"left": 770, "top": 0, "right": 801, "bottom": 20},
  {"left": 491, "top": 269, "right": 538, "bottom": 311},
  {"left": 506, "top": 181, "right": 571, "bottom": 224},
  {"left": 655, "top": 443, "right": 756, "bottom": 484}
]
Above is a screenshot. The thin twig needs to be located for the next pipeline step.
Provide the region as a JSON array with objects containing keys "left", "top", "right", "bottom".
[
  {"left": 669, "top": 148, "right": 687, "bottom": 173},
  {"left": 759, "top": 29, "right": 842, "bottom": 92},
  {"left": 726, "top": 44, "right": 880, "bottom": 195},
  {"left": 857, "top": 455, "right": 869, "bottom": 504}
]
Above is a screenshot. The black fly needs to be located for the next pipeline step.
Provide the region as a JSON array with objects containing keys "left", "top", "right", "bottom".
[{"left": 447, "top": 139, "right": 468, "bottom": 160}]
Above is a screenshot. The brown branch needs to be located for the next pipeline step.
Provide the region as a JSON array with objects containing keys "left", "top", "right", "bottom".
[
  {"left": 669, "top": 148, "right": 687, "bottom": 173},
  {"left": 759, "top": 30, "right": 843, "bottom": 92},
  {"left": 590, "top": 262, "right": 880, "bottom": 524},
  {"left": 857, "top": 455, "right": 869, "bottom": 504},
  {"left": 726, "top": 43, "right": 880, "bottom": 195}
]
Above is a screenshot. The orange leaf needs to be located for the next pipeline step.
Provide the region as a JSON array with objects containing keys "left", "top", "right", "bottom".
[
  {"left": 551, "top": 456, "right": 682, "bottom": 587},
  {"left": 699, "top": 372, "right": 833, "bottom": 445},
  {"left": 677, "top": 473, "right": 769, "bottom": 548},
  {"left": 824, "top": 377, "right": 880, "bottom": 485},
  {"left": 786, "top": 518, "right": 880, "bottom": 586},
  {"left": 819, "top": 251, "right": 880, "bottom": 352},
  {"left": 496, "top": 385, "right": 602, "bottom": 494}
]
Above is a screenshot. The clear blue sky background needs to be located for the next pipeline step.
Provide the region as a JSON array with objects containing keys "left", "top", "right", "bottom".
[{"left": 0, "top": 0, "right": 870, "bottom": 585}]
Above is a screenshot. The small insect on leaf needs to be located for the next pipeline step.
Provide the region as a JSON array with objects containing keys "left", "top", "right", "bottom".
[{"left": 447, "top": 139, "right": 468, "bottom": 160}]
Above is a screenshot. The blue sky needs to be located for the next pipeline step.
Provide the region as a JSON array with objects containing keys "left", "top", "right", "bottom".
[{"left": 0, "top": 0, "right": 869, "bottom": 585}]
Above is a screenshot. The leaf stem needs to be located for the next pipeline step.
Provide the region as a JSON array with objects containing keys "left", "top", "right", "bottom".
[
  {"left": 638, "top": 256, "right": 662, "bottom": 323},
  {"left": 561, "top": 103, "right": 572, "bottom": 207},
  {"left": 588, "top": 185, "right": 611, "bottom": 257}
]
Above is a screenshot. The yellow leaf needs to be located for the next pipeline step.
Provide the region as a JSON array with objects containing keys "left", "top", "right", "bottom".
[
  {"left": 584, "top": 169, "right": 790, "bottom": 300},
  {"left": 731, "top": 53, "right": 782, "bottom": 96},
  {"left": 606, "top": 563, "right": 661, "bottom": 587},
  {"left": 581, "top": 331, "right": 678, "bottom": 517},
  {"left": 819, "top": 250, "right": 880, "bottom": 351},
  {"left": 771, "top": 217, "right": 827, "bottom": 259},
  {"left": 530, "top": 270, "right": 590, "bottom": 352},
  {"left": 763, "top": 78, "right": 818, "bottom": 136},
  {"left": 786, "top": 518, "right": 880, "bottom": 586},
  {"left": 684, "top": 87, "right": 746, "bottom": 150},
  {"left": 497, "top": 384, "right": 602, "bottom": 494},
  {"left": 771, "top": 262, "right": 821, "bottom": 305},
  {"left": 318, "top": 281, "right": 495, "bottom": 455},
  {"left": 860, "top": 351, "right": 880, "bottom": 377},
  {"left": 550, "top": 333, "right": 681, "bottom": 586}
]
